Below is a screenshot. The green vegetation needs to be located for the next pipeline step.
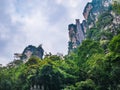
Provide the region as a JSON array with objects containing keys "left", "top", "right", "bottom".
[
  {"left": 0, "top": 34, "right": 120, "bottom": 90},
  {"left": 97, "top": 12, "right": 113, "bottom": 29},
  {"left": 112, "top": 1, "right": 120, "bottom": 14},
  {"left": 0, "top": 1, "right": 120, "bottom": 90}
]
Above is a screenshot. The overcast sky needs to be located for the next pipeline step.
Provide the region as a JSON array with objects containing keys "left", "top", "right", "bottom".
[{"left": 0, "top": 0, "right": 92, "bottom": 65}]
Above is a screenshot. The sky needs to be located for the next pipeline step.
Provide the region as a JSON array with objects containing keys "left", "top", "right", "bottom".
[{"left": 0, "top": 0, "right": 92, "bottom": 66}]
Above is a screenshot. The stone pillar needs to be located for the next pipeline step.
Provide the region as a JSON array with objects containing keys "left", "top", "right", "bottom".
[{"left": 76, "top": 19, "right": 85, "bottom": 44}]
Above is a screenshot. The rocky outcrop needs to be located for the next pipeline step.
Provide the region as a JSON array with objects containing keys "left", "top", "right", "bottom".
[
  {"left": 83, "top": 3, "right": 93, "bottom": 20},
  {"left": 83, "top": 0, "right": 112, "bottom": 28},
  {"left": 14, "top": 44, "right": 44, "bottom": 62},
  {"left": 22, "top": 44, "right": 44, "bottom": 60},
  {"left": 84, "top": 0, "right": 120, "bottom": 40},
  {"left": 68, "top": 0, "right": 120, "bottom": 53},
  {"left": 68, "top": 19, "right": 85, "bottom": 53}
]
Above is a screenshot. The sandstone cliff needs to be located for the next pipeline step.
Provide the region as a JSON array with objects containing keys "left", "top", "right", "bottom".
[
  {"left": 14, "top": 45, "right": 44, "bottom": 62},
  {"left": 68, "top": 0, "right": 120, "bottom": 53}
]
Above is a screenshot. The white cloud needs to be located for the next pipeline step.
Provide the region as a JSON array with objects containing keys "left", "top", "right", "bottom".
[
  {"left": 55, "top": 0, "right": 92, "bottom": 21},
  {"left": 0, "top": 0, "right": 92, "bottom": 66},
  {"left": 0, "top": 25, "right": 10, "bottom": 40}
]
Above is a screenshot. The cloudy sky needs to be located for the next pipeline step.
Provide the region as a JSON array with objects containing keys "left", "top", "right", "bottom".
[{"left": 0, "top": 0, "right": 91, "bottom": 65}]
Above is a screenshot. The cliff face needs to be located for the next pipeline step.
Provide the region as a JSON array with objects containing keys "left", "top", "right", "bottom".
[
  {"left": 68, "top": 0, "right": 120, "bottom": 53},
  {"left": 83, "top": 0, "right": 112, "bottom": 29},
  {"left": 85, "top": 0, "right": 120, "bottom": 40},
  {"left": 22, "top": 45, "right": 44, "bottom": 61},
  {"left": 83, "top": 3, "right": 93, "bottom": 20},
  {"left": 68, "top": 19, "right": 85, "bottom": 53},
  {"left": 14, "top": 45, "right": 44, "bottom": 61}
]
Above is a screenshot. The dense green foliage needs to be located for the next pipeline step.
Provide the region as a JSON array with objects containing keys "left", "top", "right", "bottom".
[
  {"left": 112, "top": 1, "right": 120, "bottom": 14},
  {"left": 0, "top": 33, "right": 120, "bottom": 90}
]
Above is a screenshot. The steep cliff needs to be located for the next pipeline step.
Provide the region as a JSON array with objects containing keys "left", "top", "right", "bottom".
[
  {"left": 85, "top": 0, "right": 120, "bottom": 41},
  {"left": 83, "top": 0, "right": 112, "bottom": 30},
  {"left": 68, "top": 0, "right": 120, "bottom": 53},
  {"left": 68, "top": 19, "right": 85, "bottom": 53},
  {"left": 14, "top": 45, "right": 44, "bottom": 61},
  {"left": 21, "top": 45, "right": 44, "bottom": 61}
]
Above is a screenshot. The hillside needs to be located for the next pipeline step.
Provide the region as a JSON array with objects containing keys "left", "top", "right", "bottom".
[{"left": 0, "top": 0, "right": 120, "bottom": 90}]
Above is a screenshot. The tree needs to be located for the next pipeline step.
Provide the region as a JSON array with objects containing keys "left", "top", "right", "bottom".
[
  {"left": 109, "top": 34, "right": 120, "bottom": 53},
  {"left": 112, "top": 1, "right": 120, "bottom": 14},
  {"left": 77, "top": 39, "right": 104, "bottom": 65},
  {"left": 25, "top": 56, "right": 41, "bottom": 66},
  {"left": 64, "top": 79, "right": 95, "bottom": 90}
]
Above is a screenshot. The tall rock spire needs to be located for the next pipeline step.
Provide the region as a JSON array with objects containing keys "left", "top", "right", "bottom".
[
  {"left": 68, "top": 19, "right": 85, "bottom": 53},
  {"left": 76, "top": 19, "right": 85, "bottom": 44}
]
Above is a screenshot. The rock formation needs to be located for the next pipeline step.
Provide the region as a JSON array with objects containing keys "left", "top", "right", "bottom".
[
  {"left": 14, "top": 44, "right": 44, "bottom": 62},
  {"left": 68, "top": 0, "right": 120, "bottom": 53},
  {"left": 83, "top": 0, "right": 112, "bottom": 29},
  {"left": 68, "top": 19, "right": 85, "bottom": 53},
  {"left": 22, "top": 44, "right": 44, "bottom": 60}
]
